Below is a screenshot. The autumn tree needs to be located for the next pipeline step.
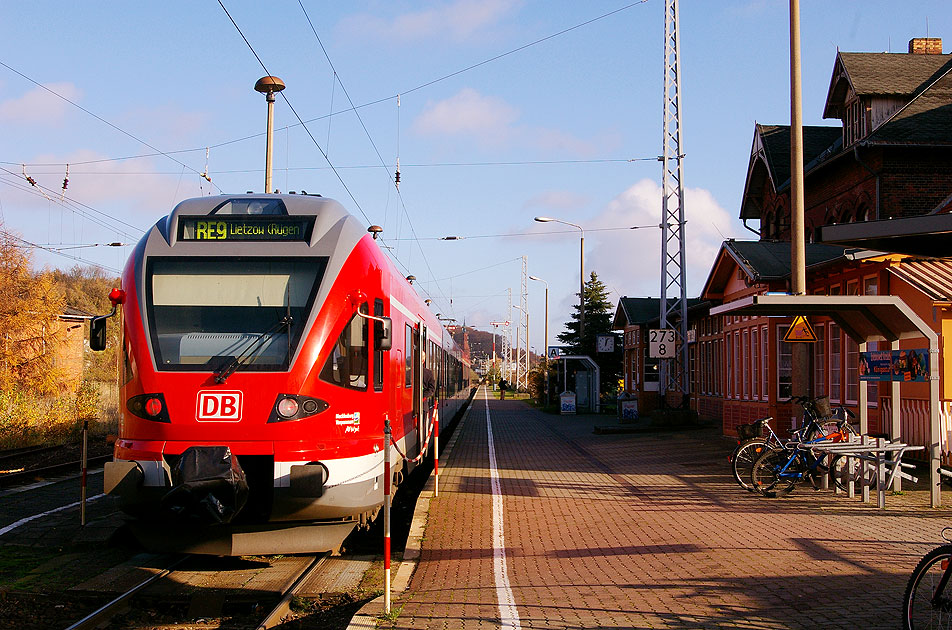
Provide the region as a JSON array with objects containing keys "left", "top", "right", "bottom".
[
  {"left": 0, "top": 231, "right": 66, "bottom": 394},
  {"left": 50, "top": 265, "right": 121, "bottom": 381}
]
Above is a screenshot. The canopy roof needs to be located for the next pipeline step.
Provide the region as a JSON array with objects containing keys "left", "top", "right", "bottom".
[
  {"left": 819, "top": 214, "right": 952, "bottom": 258},
  {"left": 709, "top": 294, "right": 937, "bottom": 345}
]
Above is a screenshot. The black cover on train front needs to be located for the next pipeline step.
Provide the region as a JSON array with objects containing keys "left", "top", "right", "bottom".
[{"left": 161, "top": 446, "right": 249, "bottom": 525}]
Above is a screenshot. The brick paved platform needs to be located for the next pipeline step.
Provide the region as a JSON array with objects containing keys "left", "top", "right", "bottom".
[{"left": 361, "top": 387, "right": 952, "bottom": 629}]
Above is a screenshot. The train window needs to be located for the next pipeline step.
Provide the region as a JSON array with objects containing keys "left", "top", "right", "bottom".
[
  {"left": 211, "top": 198, "right": 287, "bottom": 215},
  {"left": 373, "top": 300, "right": 384, "bottom": 391},
  {"left": 319, "top": 304, "right": 368, "bottom": 390},
  {"left": 147, "top": 258, "right": 325, "bottom": 371}
]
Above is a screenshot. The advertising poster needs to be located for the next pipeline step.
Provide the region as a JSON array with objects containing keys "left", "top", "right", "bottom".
[{"left": 859, "top": 349, "right": 929, "bottom": 382}]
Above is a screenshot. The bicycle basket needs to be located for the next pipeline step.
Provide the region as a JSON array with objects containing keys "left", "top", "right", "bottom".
[
  {"left": 814, "top": 395, "right": 832, "bottom": 418},
  {"left": 737, "top": 421, "right": 763, "bottom": 441}
]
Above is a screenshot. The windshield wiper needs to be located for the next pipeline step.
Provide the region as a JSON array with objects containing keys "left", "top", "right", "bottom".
[{"left": 214, "top": 315, "right": 293, "bottom": 384}]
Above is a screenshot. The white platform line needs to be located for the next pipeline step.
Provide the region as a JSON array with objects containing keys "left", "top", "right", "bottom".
[
  {"left": 0, "top": 494, "right": 105, "bottom": 537},
  {"left": 485, "top": 388, "right": 522, "bottom": 629}
]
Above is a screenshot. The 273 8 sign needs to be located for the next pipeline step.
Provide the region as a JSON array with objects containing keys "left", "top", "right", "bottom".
[{"left": 649, "top": 329, "right": 677, "bottom": 358}]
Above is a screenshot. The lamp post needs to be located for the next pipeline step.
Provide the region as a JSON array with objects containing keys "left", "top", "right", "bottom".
[
  {"left": 534, "top": 217, "right": 584, "bottom": 346},
  {"left": 254, "top": 76, "right": 286, "bottom": 194},
  {"left": 529, "top": 275, "right": 549, "bottom": 406}
]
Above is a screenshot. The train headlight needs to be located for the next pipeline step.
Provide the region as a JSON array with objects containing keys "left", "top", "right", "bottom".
[
  {"left": 277, "top": 397, "right": 299, "bottom": 419},
  {"left": 268, "top": 394, "right": 329, "bottom": 423}
]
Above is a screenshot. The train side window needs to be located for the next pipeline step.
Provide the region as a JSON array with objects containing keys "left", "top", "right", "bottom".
[
  {"left": 405, "top": 325, "right": 413, "bottom": 387},
  {"left": 319, "top": 305, "right": 368, "bottom": 390},
  {"left": 373, "top": 299, "right": 384, "bottom": 391}
]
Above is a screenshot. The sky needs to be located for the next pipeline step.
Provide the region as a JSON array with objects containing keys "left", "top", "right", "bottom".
[{"left": 2, "top": 1, "right": 951, "bottom": 356}]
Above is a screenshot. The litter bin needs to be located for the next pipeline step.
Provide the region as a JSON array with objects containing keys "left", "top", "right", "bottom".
[
  {"left": 619, "top": 397, "right": 639, "bottom": 423},
  {"left": 560, "top": 391, "right": 576, "bottom": 415}
]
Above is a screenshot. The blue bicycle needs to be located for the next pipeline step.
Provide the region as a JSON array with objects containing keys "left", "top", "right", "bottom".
[{"left": 751, "top": 415, "right": 856, "bottom": 497}]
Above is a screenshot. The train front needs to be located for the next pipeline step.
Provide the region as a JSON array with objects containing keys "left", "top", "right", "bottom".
[{"left": 102, "top": 194, "right": 384, "bottom": 554}]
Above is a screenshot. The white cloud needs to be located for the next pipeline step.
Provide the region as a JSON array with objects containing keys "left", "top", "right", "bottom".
[
  {"left": 413, "top": 88, "right": 599, "bottom": 154},
  {"left": 0, "top": 83, "right": 82, "bottom": 125},
  {"left": 339, "top": 0, "right": 521, "bottom": 42},
  {"left": 585, "top": 178, "right": 739, "bottom": 299},
  {"left": 413, "top": 88, "right": 518, "bottom": 147},
  {"left": 523, "top": 190, "right": 589, "bottom": 211}
]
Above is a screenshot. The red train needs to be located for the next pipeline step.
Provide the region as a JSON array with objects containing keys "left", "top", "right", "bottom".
[{"left": 95, "top": 193, "right": 472, "bottom": 554}]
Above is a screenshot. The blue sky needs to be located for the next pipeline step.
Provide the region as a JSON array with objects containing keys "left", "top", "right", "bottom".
[{"left": 2, "top": 1, "right": 951, "bottom": 354}]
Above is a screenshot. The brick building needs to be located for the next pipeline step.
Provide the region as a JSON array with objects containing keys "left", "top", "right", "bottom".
[{"left": 615, "top": 39, "right": 952, "bottom": 457}]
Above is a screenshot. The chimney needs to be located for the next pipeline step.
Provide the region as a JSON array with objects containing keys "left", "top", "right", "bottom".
[{"left": 909, "top": 37, "right": 943, "bottom": 54}]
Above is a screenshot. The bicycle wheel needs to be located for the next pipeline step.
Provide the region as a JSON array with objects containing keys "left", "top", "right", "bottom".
[
  {"left": 903, "top": 545, "right": 952, "bottom": 629},
  {"left": 731, "top": 439, "right": 769, "bottom": 492},
  {"left": 751, "top": 447, "right": 800, "bottom": 497},
  {"left": 829, "top": 454, "right": 849, "bottom": 491},
  {"left": 828, "top": 454, "right": 881, "bottom": 491}
]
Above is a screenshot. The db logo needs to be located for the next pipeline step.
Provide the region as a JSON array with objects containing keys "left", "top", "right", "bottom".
[{"left": 197, "top": 391, "right": 242, "bottom": 422}]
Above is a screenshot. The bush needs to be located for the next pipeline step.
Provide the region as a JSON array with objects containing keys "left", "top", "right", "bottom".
[{"left": 0, "top": 381, "right": 108, "bottom": 449}]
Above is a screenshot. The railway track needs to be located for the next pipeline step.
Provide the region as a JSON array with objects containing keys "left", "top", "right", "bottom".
[
  {"left": 0, "top": 444, "right": 61, "bottom": 464},
  {"left": 0, "top": 454, "right": 112, "bottom": 487},
  {"left": 64, "top": 552, "right": 332, "bottom": 630}
]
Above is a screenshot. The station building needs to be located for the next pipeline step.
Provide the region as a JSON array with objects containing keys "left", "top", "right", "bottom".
[{"left": 615, "top": 38, "right": 952, "bottom": 460}]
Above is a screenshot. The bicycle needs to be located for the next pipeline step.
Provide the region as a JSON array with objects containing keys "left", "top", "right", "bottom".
[
  {"left": 731, "top": 397, "right": 856, "bottom": 493},
  {"left": 902, "top": 528, "right": 952, "bottom": 629},
  {"left": 730, "top": 417, "right": 781, "bottom": 492},
  {"left": 751, "top": 416, "right": 857, "bottom": 497}
]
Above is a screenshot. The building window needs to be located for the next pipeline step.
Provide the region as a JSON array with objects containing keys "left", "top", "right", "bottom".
[
  {"left": 777, "top": 326, "right": 792, "bottom": 399},
  {"left": 846, "top": 336, "right": 859, "bottom": 403},
  {"left": 814, "top": 323, "right": 826, "bottom": 397},
  {"left": 742, "top": 329, "right": 749, "bottom": 399},
  {"left": 715, "top": 338, "right": 721, "bottom": 396},
  {"left": 844, "top": 98, "right": 866, "bottom": 146},
  {"left": 733, "top": 332, "right": 740, "bottom": 399},
  {"left": 829, "top": 284, "right": 842, "bottom": 296},
  {"left": 830, "top": 323, "right": 842, "bottom": 403},
  {"left": 644, "top": 341, "right": 659, "bottom": 389},
  {"left": 761, "top": 326, "right": 768, "bottom": 400},
  {"left": 751, "top": 327, "right": 759, "bottom": 400}
]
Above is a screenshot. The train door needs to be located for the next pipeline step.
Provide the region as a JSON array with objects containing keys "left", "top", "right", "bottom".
[{"left": 414, "top": 324, "right": 427, "bottom": 456}]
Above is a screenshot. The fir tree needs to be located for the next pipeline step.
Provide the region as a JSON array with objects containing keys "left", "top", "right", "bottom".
[{"left": 556, "top": 271, "right": 622, "bottom": 395}]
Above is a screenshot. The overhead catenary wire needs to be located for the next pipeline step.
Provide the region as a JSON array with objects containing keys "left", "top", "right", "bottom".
[
  {"left": 3, "top": 2, "right": 652, "bottom": 179},
  {"left": 0, "top": 228, "right": 120, "bottom": 274},
  {"left": 296, "top": 1, "right": 454, "bottom": 316},
  {"left": 5, "top": 156, "right": 656, "bottom": 175},
  {"left": 215, "top": 1, "right": 445, "bottom": 315},
  {"left": 0, "top": 59, "right": 221, "bottom": 193},
  {"left": 393, "top": 224, "right": 660, "bottom": 241},
  {"left": 0, "top": 166, "right": 144, "bottom": 238}
]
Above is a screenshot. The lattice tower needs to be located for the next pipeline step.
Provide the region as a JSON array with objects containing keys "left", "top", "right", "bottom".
[{"left": 659, "top": 0, "right": 690, "bottom": 398}]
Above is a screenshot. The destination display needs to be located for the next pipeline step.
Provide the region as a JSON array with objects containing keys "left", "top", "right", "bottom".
[{"left": 178, "top": 216, "right": 314, "bottom": 242}]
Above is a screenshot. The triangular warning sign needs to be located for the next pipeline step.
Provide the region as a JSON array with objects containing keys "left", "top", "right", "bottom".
[{"left": 783, "top": 315, "right": 818, "bottom": 343}]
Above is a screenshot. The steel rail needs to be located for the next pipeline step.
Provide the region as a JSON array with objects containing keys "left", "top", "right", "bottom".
[
  {"left": 0, "top": 455, "right": 111, "bottom": 487},
  {"left": 256, "top": 552, "right": 331, "bottom": 629},
  {"left": 63, "top": 555, "right": 188, "bottom": 630}
]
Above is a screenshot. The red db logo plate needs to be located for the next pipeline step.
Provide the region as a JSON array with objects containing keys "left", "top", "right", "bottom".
[{"left": 197, "top": 391, "right": 242, "bottom": 422}]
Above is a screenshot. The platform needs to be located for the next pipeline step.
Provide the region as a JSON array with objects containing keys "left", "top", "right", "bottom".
[{"left": 351, "top": 386, "right": 952, "bottom": 630}]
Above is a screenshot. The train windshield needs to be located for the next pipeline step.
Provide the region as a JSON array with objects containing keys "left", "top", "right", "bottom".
[{"left": 147, "top": 258, "right": 327, "bottom": 371}]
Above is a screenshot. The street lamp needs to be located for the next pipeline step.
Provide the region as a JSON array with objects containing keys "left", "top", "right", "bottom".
[
  {"left": 534, "top": 216, "right": 585, "bottom": 345},
  {"left": 254, "top": 76, "right": 286, "bottom": 194},
  {"left": 529, "top": 274, "right": 549, "bottom": 406}
]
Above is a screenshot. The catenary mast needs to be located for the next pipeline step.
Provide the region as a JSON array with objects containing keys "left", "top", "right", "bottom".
[{"left": 659, "top": 0, "right": 690, "bottom": 401}]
